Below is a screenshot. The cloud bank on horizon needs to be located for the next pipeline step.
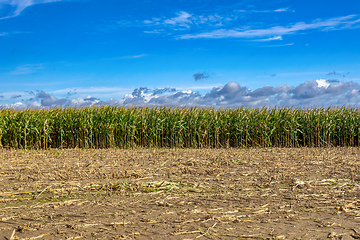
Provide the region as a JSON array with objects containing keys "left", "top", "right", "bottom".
[{"left": 2, "top": 79, "right": 360, "bottom": 109}]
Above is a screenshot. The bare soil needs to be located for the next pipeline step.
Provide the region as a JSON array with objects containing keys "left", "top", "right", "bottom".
[{"left": 1, "top": 147, "right": 360, "bottom": 240}]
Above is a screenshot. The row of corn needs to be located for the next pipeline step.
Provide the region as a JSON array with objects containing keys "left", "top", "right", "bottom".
[{"left": 0, "top": 106, "right": 359, "bottom": 149}]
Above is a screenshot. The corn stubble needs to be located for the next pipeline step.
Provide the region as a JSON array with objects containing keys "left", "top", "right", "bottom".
[{"left": 0, "top": 106, "right": 359, "bottom": 149}]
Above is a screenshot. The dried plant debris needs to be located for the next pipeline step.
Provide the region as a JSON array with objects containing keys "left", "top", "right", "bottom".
[{"left": 0, "top": 147, "right": 360, "bottom": 239}]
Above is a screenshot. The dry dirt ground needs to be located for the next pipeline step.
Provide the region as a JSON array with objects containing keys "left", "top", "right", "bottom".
[{"left": 1, "top": 147, "right": 360, "bottom": 240}]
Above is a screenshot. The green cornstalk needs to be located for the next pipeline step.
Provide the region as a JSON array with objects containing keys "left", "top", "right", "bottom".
[{"left": 0, "top": 106, "right": 359, "bottom": 149}]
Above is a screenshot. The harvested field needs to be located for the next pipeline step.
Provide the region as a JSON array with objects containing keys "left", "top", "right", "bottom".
[{"left": 0, "top": 147, "right": 360, "bottom": 239}]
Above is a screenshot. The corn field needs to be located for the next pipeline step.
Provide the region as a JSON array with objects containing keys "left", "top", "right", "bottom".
[{"left": 0, "top": 106, "right": 359, "bottom": 149}]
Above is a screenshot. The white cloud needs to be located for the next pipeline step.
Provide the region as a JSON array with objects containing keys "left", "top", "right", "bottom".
[
  {"left": 71, "top": 96, "right": 99, "bottom": 107},
  {"left": 164, "top": 11, "right": 192, "bottom": 28},
  {"left": 274, "top": 8, "right": 290, "bottom": 12},
  {"left": 2, "top": 80, "right": 360, "bottom": 109},
  {"left": 0, "top": 0, "right": 62, "bottom": 19},
  {"left": 28, "top": 100, "right": 41, "bottom": 108},
  {"left": 0, "top": 31, "right": 30, "bottom": 36},
  {"left": 50, "top": 86, "right": 132, "bottom": 96},
  {"left": 143, "top": 20, "right": 152, "bottom": 24},
  {"left": 143, "top": 29, "right": 165, "bottom": 34},
  {"left": 141, "top": 11, "right": 359, "bottom": 41},
  {"left": 134, "top": 7, "right": 297, "bottom": 40},
  {"left": 236, "top": 8, "right": 293, "bottom": 13},
  {"left": 111, "top": 80, "right": 359, "bottom": 108},
  {"left": 143, "top": 11, "right": 228, "bottom": 32},
  {"left": 259, "top": 42, "right": 294, "bottom": 47},
  {"left": 316, "top": 79, "right": 330, "bottom": 88},
  {"left": 102, "top": 54, "right": 148, "bottom": 61},
  {"left": 253, "top": 36, "right": 283, "bottom": 41},
  {"left": 179, "top": 15, "right": 360, "bottom": 39},
  {"left": 9, "top": 63, "right": 44, "bottom": 75}
]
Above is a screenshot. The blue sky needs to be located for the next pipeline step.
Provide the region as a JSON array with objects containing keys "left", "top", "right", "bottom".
[{"left": 1, "top": 0, "right": 360, "bottom": 108}]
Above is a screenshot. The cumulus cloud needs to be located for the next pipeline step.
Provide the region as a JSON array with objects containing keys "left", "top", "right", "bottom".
[
  {"left": 152, "top": 87, "right": 176, "bottom": 95},
  {"left": 315, "top": 79, "right": 330, "bottom": 88},
  {"left": 14, "top": 90, "right": 100, "bottom": 108},
  {"left": 71, "top": 96, "right": 100, "bottom": 107},
  {"left": 250, "top": 84, "right": 291, "bottom": 97},
  {"left": 131, "top": 87, "right": 177, "bottom": 98},
  {"left": 1, "top": 80, "right": 360, "bottom": 109},
  {"left": 104, "top": 80, "right": 360, "bottom": 108},
  {"left": 36, "top": 90, "right": 67, "bottom": 107},
  {"left": 131, "top": 87, "right": 151, "bottom": 98},
  {"left": 10, "top": 94, "right": 21, "bottom": 99},
  {"left": 0, "top": 0, "right": 62, "bottom": 19}
]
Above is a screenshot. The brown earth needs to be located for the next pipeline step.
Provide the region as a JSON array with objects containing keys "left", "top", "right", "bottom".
[{"left": 0, "top": 147, "right": 360, "bottom": 240}]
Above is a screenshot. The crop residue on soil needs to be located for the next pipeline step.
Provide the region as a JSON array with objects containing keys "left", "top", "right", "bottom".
[{"left": 0, "top": 148, "right": 360, "bottom": 239}]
